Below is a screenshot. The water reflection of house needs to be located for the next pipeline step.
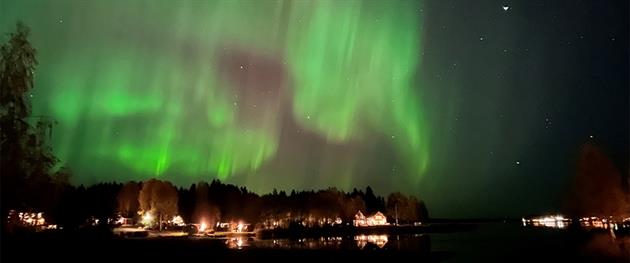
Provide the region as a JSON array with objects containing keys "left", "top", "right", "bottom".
[
  {"left": 355, "top": 235, "right": 388, "bottom": 249},
  {"left": 225, "top": 237, "right": 248, "bottom": 249},
  {"left": 353, "top": 211, "right": 388, "bottom": 227}
]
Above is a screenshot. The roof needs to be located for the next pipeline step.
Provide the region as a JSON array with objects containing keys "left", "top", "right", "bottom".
[
  {"left": 372, "top": 211, "right": 385, "bottom": 218},
  {"left": 355, "top": 210, "right": 366, "bottom": 219}
]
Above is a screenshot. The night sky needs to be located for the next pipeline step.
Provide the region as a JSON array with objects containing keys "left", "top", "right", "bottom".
[{"left": 1, "top": 0, "right": 627, "bottom": 218}]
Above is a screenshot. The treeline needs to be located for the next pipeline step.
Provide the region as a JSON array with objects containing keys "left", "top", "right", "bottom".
[{"left": 25, "top": 179, "right": 429, "bottom": 229}]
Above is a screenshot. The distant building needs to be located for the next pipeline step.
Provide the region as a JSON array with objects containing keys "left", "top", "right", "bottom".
[
  {"left": 367, "top": 212, "right": 387, "bottom": 226},
  {"left": 354, "top": 211, "right": 388, "bottom": 227},
  {"left": 354, "top": 211, "right": 367, "bottom": 227},
  {"left": 115, "top": 216, "right": 134, "bottom": 226},
  {"left": 216, "top": 222, "right": 231, "bottom": 231},
  {"left": 6, "top": 210, "right": 57, "bottom": 231},
  {"left": 215, "top": 222, "right": 251, "bottom": 232}
]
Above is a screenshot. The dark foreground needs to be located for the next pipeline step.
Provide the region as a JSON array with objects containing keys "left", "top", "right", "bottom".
[
  {"left": 1, "top": 235, "right": 447, "bottom": 262},
  {"left": 2, "top": 223, "right": 629, "bottom": 263}
]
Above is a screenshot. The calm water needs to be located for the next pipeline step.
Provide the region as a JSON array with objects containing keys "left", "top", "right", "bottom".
[
  {"left": 3, "top": 223, "right": 628, "bottom": 262},
  {"left": 430, "top": 223, "right": 572, "bottom": 262},
  {"left": 219, "top": 223, "right": 628, "bottom": 262}
]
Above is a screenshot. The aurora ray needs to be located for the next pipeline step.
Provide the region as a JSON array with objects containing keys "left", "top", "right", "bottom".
[{"left": 0, "top": 0, "right": 428, "bottom": 187}]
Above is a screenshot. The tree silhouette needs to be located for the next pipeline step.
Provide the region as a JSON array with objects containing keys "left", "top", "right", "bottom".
[
  {"left": 567, "top": 143, "right": 630, "bottom": 219},
  {"left": 193, "top": 181, "right": 220, "bottom": 226},
  {"left": 138, "top": 179, "right": 178, "bottom": 230},
  {"left": 117, "top": 181, "right": 140, "bottom": 218},
  {"left": 1, "top": 22, "right": 61, "bottom": 224},
  {"left": 386, "top": 192, "right": 429, "bottom": 224}
]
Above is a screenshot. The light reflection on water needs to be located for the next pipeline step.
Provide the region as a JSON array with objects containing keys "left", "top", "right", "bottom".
[
  {"left": 354, "top": 234, "right": 388, "bottom": 249},
  {"left": 225, "top": 237, "right": 247, "bottom": 249},
  {"left": 222, "top": 234, "right": 430, "bottom": 251},
  {"left": 199, "top": 223, "right": 630, "bottom": 263}
]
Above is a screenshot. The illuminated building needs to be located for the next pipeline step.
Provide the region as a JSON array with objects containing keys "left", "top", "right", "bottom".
[{"left": 354, "top": 211, "right": 388, "bottom": 227}]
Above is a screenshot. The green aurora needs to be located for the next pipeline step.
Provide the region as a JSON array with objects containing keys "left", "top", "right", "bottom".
[{"left": 0, "top": 0, "right": 429, "bottom": 189}]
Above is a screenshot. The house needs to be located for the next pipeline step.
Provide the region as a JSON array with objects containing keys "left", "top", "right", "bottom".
[
  {"left": 115, "top": 217, "right": 134, "bottom": 226},
  {"left": 354, "top": 211, "right": 367, "bottom": 226},
  {"left": 367, "top": 211, "right": 387, "bottom": 226},
  {"left": 354, "top": 210, "right": 388, "bottom": 227}
]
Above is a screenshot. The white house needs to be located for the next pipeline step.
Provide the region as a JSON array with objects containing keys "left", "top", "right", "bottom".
[{"left": 354, "top": 210, "right": 388, "bottom": 227}]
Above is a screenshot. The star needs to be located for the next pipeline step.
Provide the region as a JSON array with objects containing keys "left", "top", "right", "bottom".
[
  {"left": 239, "top": 65, "right": 244, "bottom": 69},
  {"left": 58, "top": 18, "right": 64, "bottom": 23},
  {"left": 502, "top": 5, "right": 509, "bottom": 11},
  {"left": 589, "top": 135, "right": 594, "bottom": 139},
  {"left": 306, "top": 115, "right": 311, "bottom": 120},
  {"left": 479, "top": 36, "right": 485, "bottom": 41},
  {"left": 515, "top": 161, "right": 520, "bottom": 165},
  {"left": 544, "top": 117, "right": 552, "bottom": 129}
]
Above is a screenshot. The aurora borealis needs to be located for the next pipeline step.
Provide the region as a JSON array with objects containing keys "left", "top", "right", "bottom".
[
  {"left": 1, "top": 0, "right": 628, "bottom": 217},
  {"left": 1, "top": 0, "right": 428, "bottom": 187}
]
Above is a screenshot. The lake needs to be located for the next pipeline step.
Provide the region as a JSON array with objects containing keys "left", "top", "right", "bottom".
[
  {"left": 235, "top": 222, "right": 628, "bottom": 262},
  {"left": 2, "top": 223, "right": 628, "bottom": 262}
]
